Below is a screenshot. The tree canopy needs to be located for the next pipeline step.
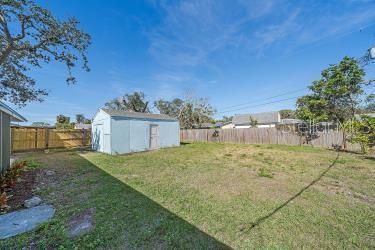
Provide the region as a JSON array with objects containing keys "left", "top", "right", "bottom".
[
  {"left": 249, "top": 116, "right": 258, "bottom": 128},
  {"left": 154, "top": 98, "right": 184, "bottom": 118},
  {"left": 179, "top": 97, "right": 215, "bottom": 129},
  {"left": 0, "top": 0, "right": 90, "bottom": 106},
  {"left": 56, "top": 114, "right": 70, "bottom": 124},
  {"left": 105, "top": 92, "right": 150, "bottom": 113},
  {"left": 155, "top": 96, "right": 215, "bottom": 129},
  {"left": 216, "top": 116, "right": 233, "bottom": 124},
  {"left": 296, "top": 57, "right": 368, "bottom": 123},
  {"left": 76, "top": 114, "right": 85, "bottom": 124},
  {"left": 364, "top": 94, "right": 375, "bottom": 112},
  {"left": 279, "top": 109, "right": 296, "bottom": 119},
  {"left": 346, "top": 115, "right": 375, "bottom": 153}
]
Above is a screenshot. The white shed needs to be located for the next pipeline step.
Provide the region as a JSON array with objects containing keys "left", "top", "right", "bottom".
[{"left": 91, "top": 109, "right": 180, "bottom": 155}]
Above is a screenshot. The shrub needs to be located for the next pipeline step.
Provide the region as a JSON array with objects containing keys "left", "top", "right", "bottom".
[
  {"left": 0, "top": 160, "right": 27, "bottom": 209},
  {"left": 0, "top": 192, "right": 7, "bottom": 209},
  {"left": 345, "top": 115, "right": 375, "bottom": 154},
  {"left": 3, "top": 161, "right": 27, "bottom": 187},
  {"left": 25, "top": 159, "right": 41, "bottom": 169}
]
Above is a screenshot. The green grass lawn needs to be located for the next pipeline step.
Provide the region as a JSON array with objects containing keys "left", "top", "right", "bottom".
[{"left": 1, "top": 143, "right": 374, "bottom": 249}]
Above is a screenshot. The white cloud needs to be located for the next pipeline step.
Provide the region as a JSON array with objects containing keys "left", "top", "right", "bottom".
[
  {"left": 147, "top": 0, "right": 375, "bottom": 64},
  {"left": 147, "top": 0, "right": 277, "bottom": 67},
  {"left": 143, "top": 0, "right": 375, "bottom": 99},
  {"left": 254, "top": 10, "right": 301, "bottom": 50},
  {"left": 297, "top": 8, "right": 375, "bottom": 45}
]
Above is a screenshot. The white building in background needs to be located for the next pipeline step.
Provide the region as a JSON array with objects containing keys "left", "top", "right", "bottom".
[{"left": 232, "top": 111, "right": 281, "bottom": 128}]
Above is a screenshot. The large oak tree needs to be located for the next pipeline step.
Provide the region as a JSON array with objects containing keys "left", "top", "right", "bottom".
[
  {"left": 105, "top": 92, "right": 150, "bottom": 113},
  {"left": 155, "top": 96, "right": 215, "bottom": 129},
  {"left": 0, "top": 0, "right": 90, "bottom": 106}
]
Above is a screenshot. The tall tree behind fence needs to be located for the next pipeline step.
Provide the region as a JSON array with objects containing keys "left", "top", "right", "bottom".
[
  {"left": 180, "top": 128, "right": 360, "bottom": 151},
  {"left": 11, "top": 128, "right": 91, "bottom": 152}
]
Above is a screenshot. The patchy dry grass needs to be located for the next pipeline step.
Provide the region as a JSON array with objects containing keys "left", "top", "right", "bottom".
[{"left": 1, "top": 143, "right": 374, "bottom": 249}]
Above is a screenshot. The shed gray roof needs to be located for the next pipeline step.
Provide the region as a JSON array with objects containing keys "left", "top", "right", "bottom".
[
  {"left": 101, "top": 109, "right": 178, "bottom": 121},
  {"left": 0, "top": 101, "right": 27, "bottom": 122},
  {"left": 233, "top": 111, "right": 280, "bottom": 125}
]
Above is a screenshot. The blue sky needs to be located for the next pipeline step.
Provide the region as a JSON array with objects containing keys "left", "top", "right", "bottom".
[{"left": 9, "top": 0, "right": 375, "bottom": 124}]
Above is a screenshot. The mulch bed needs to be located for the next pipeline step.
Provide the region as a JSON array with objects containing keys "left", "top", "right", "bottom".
[{"left": 1, "top": 168, "right": 41, "bottom": 213}]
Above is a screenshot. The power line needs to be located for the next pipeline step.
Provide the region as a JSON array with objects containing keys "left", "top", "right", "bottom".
[
  {"left": 217, "top": 96, "right": 300, "bottom": 114},
  {"left": 218, "top": 88, "right": 306, "bottom": 112}
]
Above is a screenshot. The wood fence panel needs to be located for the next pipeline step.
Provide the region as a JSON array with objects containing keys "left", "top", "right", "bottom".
[
  {"left": 11, "top": 128, "right": 46, "bottom": 151},
  {"left": 180, "top": 128, "right": 361, "bottom": 151},
  {"left": 11, "top": 128, "right": 91, "bottom": 152}
]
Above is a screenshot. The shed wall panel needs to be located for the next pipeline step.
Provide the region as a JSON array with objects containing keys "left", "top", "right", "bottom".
[
  {"left": 110, "top": 117, "right": 180, "bottom": 154},
  {"left": 158, "top": 121, "right": 180, "bottom": 147},
  {"left": 129, "top": 119, "right": 149, "bottom": 152},
  {"left": 110, "top": 119, "right": 130, "bottom": 154}
]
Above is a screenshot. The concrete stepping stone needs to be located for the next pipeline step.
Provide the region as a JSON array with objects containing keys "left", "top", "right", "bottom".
[{"left": 0, "top": 205, "right": 55, "bottom": 239}]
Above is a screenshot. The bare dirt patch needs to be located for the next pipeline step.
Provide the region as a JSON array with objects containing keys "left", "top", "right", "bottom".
[{"left": 67, "top": 207, "right": 96, "bottom": 237}]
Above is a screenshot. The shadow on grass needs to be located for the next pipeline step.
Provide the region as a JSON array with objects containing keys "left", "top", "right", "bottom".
[
  {"left": 364, "top": 156, "right": 375, "bottom": 161},
  {"left": 246, "top": 151, "right": 340, "bottom": 231},
  {"left": 11, "top": 151, "right": 230, "bottom": 249}
]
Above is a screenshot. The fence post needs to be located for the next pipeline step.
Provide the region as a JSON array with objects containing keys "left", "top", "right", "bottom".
[
  {"left": 82, "top": 129, "right": 86, "bottom": 146},
  {"left": 34, "top": 128, "right": 38, "bottom": 149},
  {"left": 45, "top": 129, "right": 49, "bottom": 149}
]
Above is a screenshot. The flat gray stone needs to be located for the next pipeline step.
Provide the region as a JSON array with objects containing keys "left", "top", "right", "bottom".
[
  {"left": 24, "top": 196, "right": 42, "bottom": 208},
  {"left": 0, "top": 205, "right": 55, "bottom": 239},
  {"left": 45, "top": 170, "right": 55, "bottom": 176}
]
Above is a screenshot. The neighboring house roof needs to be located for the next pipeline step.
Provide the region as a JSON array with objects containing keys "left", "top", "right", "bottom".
[
  {"left": 217, "top": 122, "right": 233, "bottom": 127},
  {"left": 215, "top": 122, "right": 225, "bottom": 127},
  {"left": 74, "top": 123, "right": 92, "bottom": 129},
  {"left": 354, "top": 113, "right": 375, "bottom": 120},
  {"left": 233, "top": 111, "right": 280, "bottom": 125},
  {"left": 100, "top": 108, "right": 178, "bottom": 121},
  {"left": 281, "top": 119, "right": 303, "bottom": 125},
  {"left": 197, "top": 123, "right": 215, "bottom": 128},
  {"left": 221, "top": 123, "right": 235, "bottom": 129},
  {"left": 0, "top": 101, "right": 27, "bottom": 122}
]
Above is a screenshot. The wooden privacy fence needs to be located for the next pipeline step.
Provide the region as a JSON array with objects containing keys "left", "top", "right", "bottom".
[
  {"left": 11, "top": 127, "right": 91, "bottom": 152},
  {"left": 180, "top": 128, "right": 360, "bottom": 151}
]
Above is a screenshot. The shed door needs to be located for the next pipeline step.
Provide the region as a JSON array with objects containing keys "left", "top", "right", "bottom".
[{"left": 150, "top": 125, "right": 160, "bottom": 150}]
